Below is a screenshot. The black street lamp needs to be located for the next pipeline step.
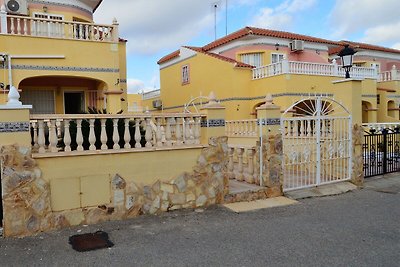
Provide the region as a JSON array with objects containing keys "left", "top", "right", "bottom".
[{"left": 338, "top": 44, "right": 356, "bottom": 78}]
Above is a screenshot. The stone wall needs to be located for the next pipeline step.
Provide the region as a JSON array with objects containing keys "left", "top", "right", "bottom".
[
  {"left": 259, "top": 133, "right": 283, "bottom": 197},
  {"left": 351, "top": 124, "right": 364, "bottom": 186},
  {"left": 0, "top": 136, "right": 229, "bottom": 237}
]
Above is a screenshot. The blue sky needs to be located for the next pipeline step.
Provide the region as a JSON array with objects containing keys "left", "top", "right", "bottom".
[{"left": 94, "top": 0, "right": 400, "bottom": 93}]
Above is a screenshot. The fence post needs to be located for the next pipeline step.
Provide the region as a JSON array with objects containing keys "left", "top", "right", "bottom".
[
  {"left": 391, "top": 65, "right": 398, "bottom": 80},
  {"left": 256, "top": 95, "right": 283, "bottom": 196},
  {"left": 200, "top": 92, "right": 226, "bottom": 145},
  {"left": 0, "top": 106, "right": 32, "bottom": 148},
  {"left": 382, "top": 128, "right": 388, "bottom": 174}
]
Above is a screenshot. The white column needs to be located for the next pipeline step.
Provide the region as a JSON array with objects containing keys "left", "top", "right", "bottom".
[
  {"left": 332, "top": 59, "right": 338, "bottom": 76},
  {"left": 63, "top": 119, "right": 71, "bottom": 152},
  {"left": 0, "top": 5, "right": 7, "bottom": 34},
  {"left": 282, "top": 55, "right": 289, "bottom": 73},
  {"left": 76, "top": 119, "right": 84, "bottom": 151},
  {"left": 112, "top": 118, "right": 120, "bottom": 149},
  {"left": 391, "top": 65, "right": 398, "bottom": 80},
  {"left": 134, "top": 118, "right": 142, "bottom": 148},
  {"left": 124, "top": 118, "right": 131, "bottom": 149},
  {"left": 89, "top": 119, "right": 96, "bottom": 151},
  {"left": 112, "top": 18, "right": 119, "bottom": 42},
  {"left": 100, "top": 119, "right": 107, "bottom": 150}
]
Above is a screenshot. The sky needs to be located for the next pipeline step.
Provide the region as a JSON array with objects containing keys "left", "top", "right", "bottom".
[{"left": 94, "top": 0, "right": 400, "bottom": 93}]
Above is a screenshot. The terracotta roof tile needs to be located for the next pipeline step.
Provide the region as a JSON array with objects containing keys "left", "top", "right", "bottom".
[
  {"left": 202, "top": 26, "right": 339, "bottom": 51},
  {"left": 329, "top": 41, "right": 400, "bottom": 55},
  {"left": 157, "top": 50, "right": 180, "bottom": 64},
  {"left": 184, "top": 46, "right": 254, "bottom": 68}
]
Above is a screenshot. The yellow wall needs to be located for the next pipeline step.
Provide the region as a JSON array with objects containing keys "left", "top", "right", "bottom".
[
  {"left": 36, "top": 147, "right": 203, "bottom": 211},
  {"left": 158, "top": 52, "right": 252, "bottom": 120}
]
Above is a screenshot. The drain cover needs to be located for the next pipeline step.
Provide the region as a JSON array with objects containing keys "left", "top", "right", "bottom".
[{"left": 69, "top": 231, "right": 114, "bottom": 252}]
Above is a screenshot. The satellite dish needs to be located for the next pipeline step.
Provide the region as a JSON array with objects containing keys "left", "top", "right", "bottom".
[{"left": 7, "top": 0, "right": 20, "bottom": 12}]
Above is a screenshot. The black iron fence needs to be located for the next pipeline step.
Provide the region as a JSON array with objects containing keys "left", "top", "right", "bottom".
[{"left": 363, "top": 127, "right": 400, "bottom": 178}]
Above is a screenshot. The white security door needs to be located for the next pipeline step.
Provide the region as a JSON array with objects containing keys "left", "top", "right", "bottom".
[{"left": 281, "top": 96, "right": 352, "bottom": 191}]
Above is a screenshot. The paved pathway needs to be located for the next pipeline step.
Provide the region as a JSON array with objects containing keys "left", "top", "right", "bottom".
[{"left": 0, "top": 176, "right": 399, "bottom": 267}]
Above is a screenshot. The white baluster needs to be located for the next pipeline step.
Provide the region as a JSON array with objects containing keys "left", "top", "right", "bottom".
[
  {"left": 37, "top": 120, "right": 45, "bottom": 153},
  {"left": 145, "top": 117, "right": 152, "bottom": 147},
  {"left": 23, "top": 19, "right": 27, "bottom": 35},
  {"left": 10, "top": 17, "right": 15, "bottom": 34},
  {"left": 175, "top": 117, "right": 183, "bottom": 146},
  {"left": 89, "top": 119, "right": 96, "bottom": 151},
  {"left": 165, "top": 117, "right": 172, "bottom": 147},
  {"left": 48, "top": 120, "right": 58, "bottom": 153},
  {"left": 156, "top": 117, "right": 162, "bottom": 147},
  {"left": 76, "top": 119, "right": 84, "bottom": 151},
  {"left": 112, "top": 118, "right": 120, "bottom": 149},
  {"left": 31, "top": 121, "right": 39, "bottom": 150},
  {"left": 194, "top": 117, "right": 201, "bottom": 144},
  {"left": 134, "top": 118, "right": 142, "bottom": 148},
  {"left": 124, "top": 118, "right": 131, "bottom": 149},
  {"left": 100, "top": 119, "right": 107, "bottom": 150},
  {"left": 16, "top": 18, "right": 21, "bottom": 34},
  {"left": 63, "top": 119, "right": 71, "bottom": 152}
]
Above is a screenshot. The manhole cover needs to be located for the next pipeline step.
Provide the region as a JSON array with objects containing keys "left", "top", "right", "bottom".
[{"left": 69, "top": 231, "right": 114, "bottom": 252}]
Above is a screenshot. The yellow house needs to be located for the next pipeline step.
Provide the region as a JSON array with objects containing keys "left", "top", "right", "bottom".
[
  {"left": 0, "top": 0, "right": 127, "bottom": 114},
  {"left": 150, "top": 26, "right": 400, "bottom": 123}
]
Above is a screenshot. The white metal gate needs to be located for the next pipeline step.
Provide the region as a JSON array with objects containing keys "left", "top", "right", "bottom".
[{"left": 281, "top": 96, "right": 352, "bottom": 191}]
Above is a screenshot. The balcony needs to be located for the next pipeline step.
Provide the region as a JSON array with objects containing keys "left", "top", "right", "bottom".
[
  {"left": 142, "top": 89, "right": 161, "bottom": 100},
  {"left": 0, "top": 13, "right": 119, "bottom": 43},
  {"left": 252, "top": 59, "right": 378, "bottom": 80},
  {"left": 379, "top": 66, "right": 400, "bottom": 82}
]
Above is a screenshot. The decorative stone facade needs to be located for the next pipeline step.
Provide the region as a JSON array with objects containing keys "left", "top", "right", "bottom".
[
  {"left": 351, "top": 124, "right": 364, "bottom": 186},
  {"left": 1, "top": 136, "right": 229, "bottom": 237},
  {"left": 253, "top": 133, "right": 283, "bottom": 197}
]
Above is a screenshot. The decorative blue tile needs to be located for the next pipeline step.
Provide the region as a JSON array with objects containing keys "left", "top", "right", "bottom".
[
  {"left": 201, "top": 119, "right": 225, "bottom": 127},
  {"left": 0, "top": 122, "right": 30, "bottom": 133},
  {"left": 12, "top": 64, "right": 119, "bottom": 73}
]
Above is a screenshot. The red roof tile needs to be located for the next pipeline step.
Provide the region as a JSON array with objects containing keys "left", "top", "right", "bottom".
[
  {"left": 157, "top": 50, "right": 180, "bottom": 64},
  {"left": 329, "top": 41, "right": 400, "bottom": 55},
  {"left": 184, "top": 46, "right": 254, "bottom": 68},
  {"left": 202, "top": 26, "right": 339, "bottom": 51}
]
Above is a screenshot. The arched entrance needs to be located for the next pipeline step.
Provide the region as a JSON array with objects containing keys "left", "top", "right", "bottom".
[
  {"left": 19, "top": 76, "right": 106, "bottom": 114},
  {"left": 281, "top": 96, "right": 352, "bottom": 191}
]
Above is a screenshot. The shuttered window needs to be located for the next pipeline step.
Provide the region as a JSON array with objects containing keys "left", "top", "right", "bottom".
[
  {"left": 20, "top": 90, "right": 55, "bottom": 114},
  {"left": 239, "top": 53, "right": 263, "bottom": 67}
]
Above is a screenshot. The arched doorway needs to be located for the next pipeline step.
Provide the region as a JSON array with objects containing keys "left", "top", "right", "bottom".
[
  {"left": 281, "top": 96, "right": 352, "bottom": 191},
  {"left": 387, "top": 100, "right": 396, "bottom": 118},
  {"left": 19, "top": 76, "right": 106, "bottom": 114},
  {"left": 362, "top": 101, "right": 372, "bottom": 123}
]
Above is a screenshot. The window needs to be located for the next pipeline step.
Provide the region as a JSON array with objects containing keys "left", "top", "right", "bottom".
[
  {"left": 20, "top": 90, "right": 55, "bottom": 114},
  {"left": 370, "top": 63, "right": 381, "bottom": 73},
  {"left": 182, "top": 65, "right": 190, "bottom": 84},
  {"left": 271, "top": 53, "right": 285, "bottom": 64},
  {"left": 33, "top": 13, "right": 64, "bottom": 38},
  {"left": 239, "top": 52, "right": 263, "bottom": 67}
]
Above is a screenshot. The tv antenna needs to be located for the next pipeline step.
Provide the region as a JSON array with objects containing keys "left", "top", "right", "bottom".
[{"left": 212, "top": 2, "right": 220, "bottom": 40}]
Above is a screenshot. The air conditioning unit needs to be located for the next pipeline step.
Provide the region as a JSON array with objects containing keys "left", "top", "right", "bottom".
[
  {"left": 290, "top": 40, "right": 304, "bottom": 52},
  {"left": 5, "top": 0, "right": 28, "bottom": 15},
  {"left": 152, "top": 100, "right": 163, "bottom": 109}
]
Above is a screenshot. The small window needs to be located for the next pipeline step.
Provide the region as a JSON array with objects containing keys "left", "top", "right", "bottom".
[
  {"left": 271, "top": 53, "right": 285, "bottom": 64},
  {"left": 182, "top": 65, "right": 190, "bottom": 85},
  {"left": 240, "top": 52, "right": 263, "bottom": 67}
]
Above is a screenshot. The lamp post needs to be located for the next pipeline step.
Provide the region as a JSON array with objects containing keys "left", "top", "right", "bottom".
[{"left": 338, "top": 44, "right": 356, "bottom": 78}]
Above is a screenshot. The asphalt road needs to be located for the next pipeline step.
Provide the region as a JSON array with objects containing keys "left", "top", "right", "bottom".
[{"left": 0, "top": 176, "right": 399, "bottom": 267}]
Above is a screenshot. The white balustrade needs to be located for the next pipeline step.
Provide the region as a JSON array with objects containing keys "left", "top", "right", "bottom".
[
  {"left": 29, "top": 114, "right": 205, "bottom": 155},
  {"left": 4, "top": 15, "right": 118, "bottom": 42},
  {"left": 228, "top": 146, "right": 258, "bottom": 185},
  {"left": 225, "top": 120, "right": 258, "bottom": 137},
  {"left": 252, "top": 60, "right": 377, "bottom": 80}
]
